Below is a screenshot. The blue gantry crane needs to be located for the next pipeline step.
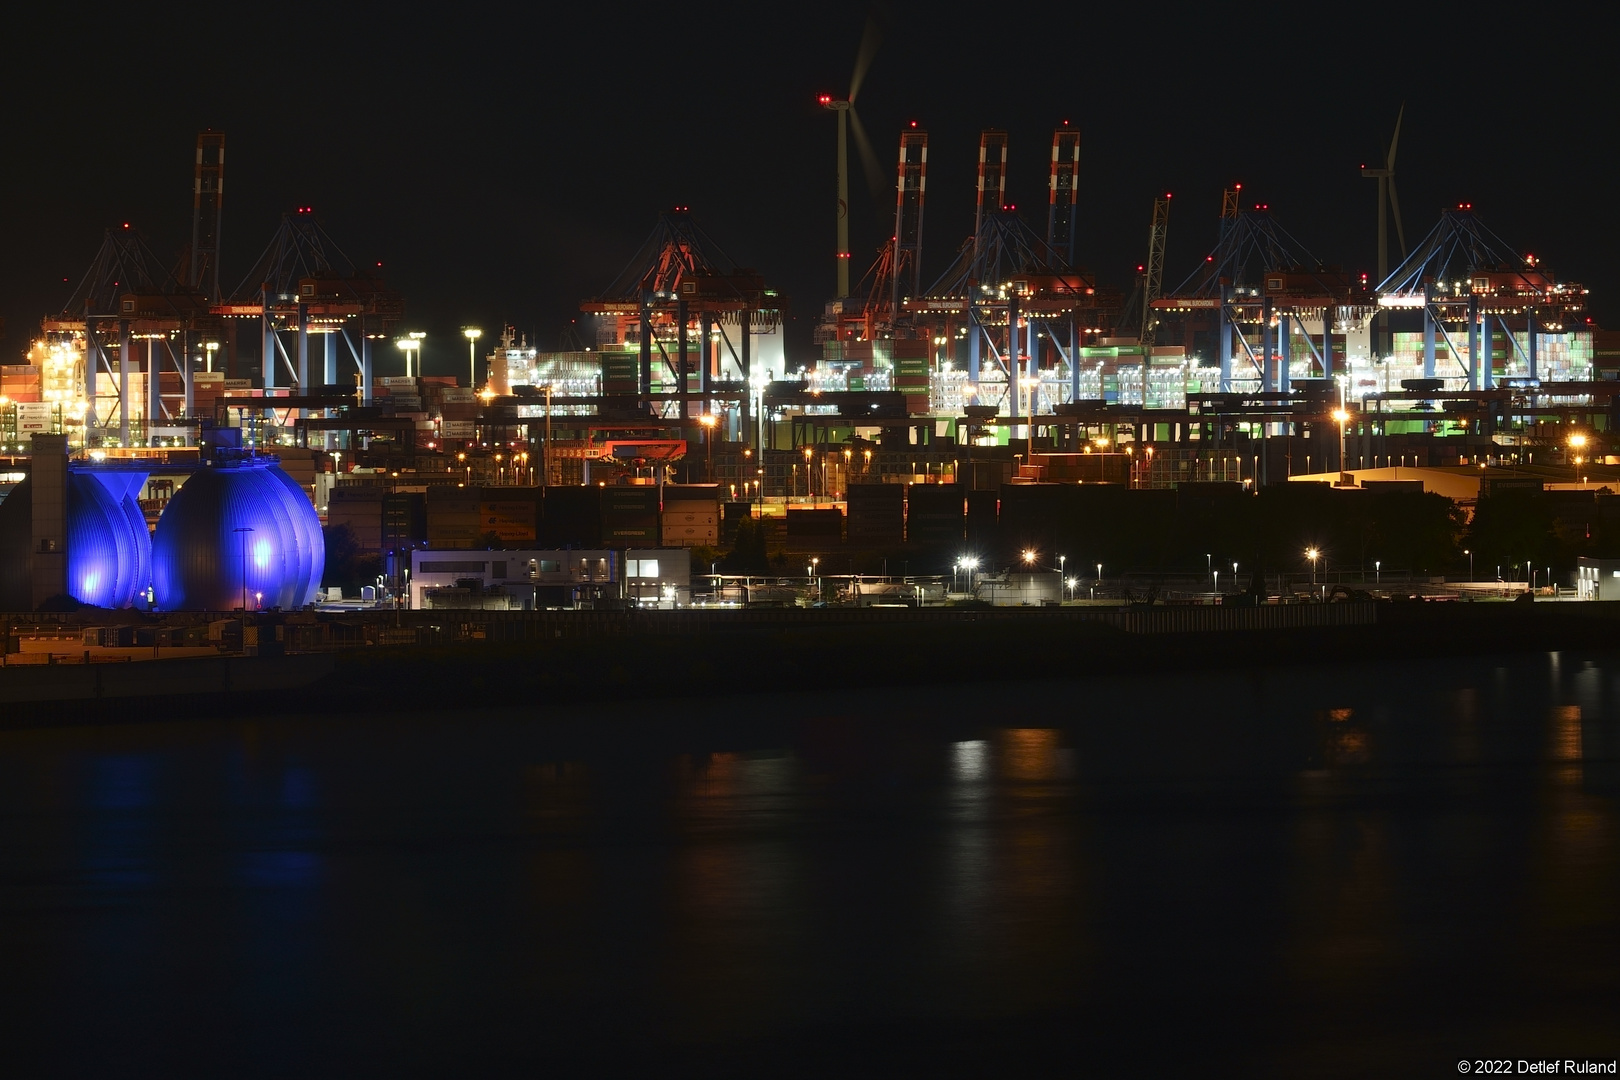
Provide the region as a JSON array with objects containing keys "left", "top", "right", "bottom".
[
  {"left": 1154, "top": 187, "right": 1374, "bottom": 392},
  {"left": 1375, "top": 205, "right": 1587, "bottom": 389}
]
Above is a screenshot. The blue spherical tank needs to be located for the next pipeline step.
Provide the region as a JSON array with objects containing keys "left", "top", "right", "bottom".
[
  {"left": 0, "top": 471, "right": 152, "bottom": 610},
  {"left": 151, "top": 461, "right": 325, "bottom": 611}
]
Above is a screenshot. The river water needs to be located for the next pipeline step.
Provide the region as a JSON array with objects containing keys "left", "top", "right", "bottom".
[{"left": 2, "top": 652, "right": 1618, "bottom": 1076}]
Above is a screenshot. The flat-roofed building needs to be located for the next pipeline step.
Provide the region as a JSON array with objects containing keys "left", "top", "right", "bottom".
[{"left": 409, "top": 547, "right": 690, "bottom": 609}]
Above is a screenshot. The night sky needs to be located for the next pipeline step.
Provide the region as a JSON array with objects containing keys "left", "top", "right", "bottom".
[{"left": 2, "top": 3, "right": 1612, "bottom": 376}]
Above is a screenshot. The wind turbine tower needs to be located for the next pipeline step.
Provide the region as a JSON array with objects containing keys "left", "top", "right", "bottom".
[
  {"left": 821, "top": 18, "right": 883, "bottom": 301},
  {"left": 1362, "top": 106, "right": 1407, "bottom": 352}
]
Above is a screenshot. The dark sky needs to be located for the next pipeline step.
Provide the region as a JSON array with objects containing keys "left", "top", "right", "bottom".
[{"left": 3, "top": 2, "right": 1612, "bottom": 378}]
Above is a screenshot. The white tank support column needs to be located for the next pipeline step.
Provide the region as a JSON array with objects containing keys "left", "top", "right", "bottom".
[
  {"left": 146, "top": 338, "right": 160, "bottom": 440},
  {"left": 85, "top": 314, "right": 99, "bottom": 429},
  {"left": 182, "top": 332, "right": 194, "bottom": 421},
  {"left": 119, "top": 322, "right": 132, "bottom": 446},
  {"left": 324, "top": 332, "right": 339, "bottom": 448},
  {"left": 261, "top": 287, "right": 275, "bottom": 389},
  {"left": 296, "top": 302, "right": 309, "bottom": 418},
  {"left": 1528, "top": 314, "right": 1539, "bottom": 380},
  {"left": 1277, "top": 312, "right": 1292, "bottom": 395}
]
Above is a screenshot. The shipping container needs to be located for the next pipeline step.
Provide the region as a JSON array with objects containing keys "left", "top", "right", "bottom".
[
  {"left": 906, "top": 482, "right": 965, "bottom": 546},
  {"left": 785, "top": 507, "right": 844, "bottom": 551},
  {"left": 966, "top": 489, "right": 998, "bottom": 548},
  {"left": 662, "top": 524, "right": 719, "bottom": 545},
  {"left": 540, "top": 486, "right": 602, "bottom": 546},
  {"left": 662, "top": 509, "right": 718, "bottom": 528},
  {"left": 662, "top": 483, "right": 722, "bottom": 504}
]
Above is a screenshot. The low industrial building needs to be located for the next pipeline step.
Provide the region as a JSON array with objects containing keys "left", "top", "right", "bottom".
[
  {"left": 1576, "top": 558, "right": 1620, "bottom": 600},
  {"left": 409, "top": 547, "right": 691, "bottom": 610}
]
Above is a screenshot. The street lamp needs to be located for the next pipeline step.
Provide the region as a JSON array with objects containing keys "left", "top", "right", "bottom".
[
  {"left": 462, "top": 327, "right": 483, "bottom": 388},
  {"left": 1569, "top": 432, "right": 1588, "bottom": 468},
  {"left": 1306, "top": 547, "right": 1320, "bottom": 588},
  {"left": 1332, "top": 407, "right": 1350, "bottom": 480},
  {"left": 395, "top": 336, "right": 421, "bottom": 378},
  {"left": 700, "top": 414, "right": 717, "bottom": 480},
  {"left": 1376, "top": 559, "right": 1382, "bottom": 586},
  {"left": 1463, "top": 549, "right": 1471, "bottom": 582}
]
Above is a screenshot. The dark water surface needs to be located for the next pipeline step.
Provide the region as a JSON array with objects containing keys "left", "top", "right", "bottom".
[{"left": 3, "top": 652, "right": 1620, "bottom": 1077}]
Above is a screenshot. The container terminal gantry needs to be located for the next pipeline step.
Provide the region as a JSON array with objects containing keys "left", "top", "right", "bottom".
[
  {"left": 1150, "top": 186, "right": 1377, "bottom": 393},
  {"left": 220, "top": 209, "right": 404, "bottom": 411},
  {"left": 1374, "top": 205, "right": 1587, "bottom": 391},
  {"left": 900, "top": 128, "right": 1118, "bottom": 426},
  {"left": 579, "top": 208, "right": 786, "bottom": 450}
]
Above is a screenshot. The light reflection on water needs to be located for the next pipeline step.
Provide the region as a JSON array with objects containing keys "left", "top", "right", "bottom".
[{"left": 1, "top": 651, "right": 1618, "bottom": 1073}]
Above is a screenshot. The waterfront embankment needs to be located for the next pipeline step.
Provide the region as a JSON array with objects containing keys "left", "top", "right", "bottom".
[{"left": 7, "top": 600, "right": 1620, "bottom": 724}]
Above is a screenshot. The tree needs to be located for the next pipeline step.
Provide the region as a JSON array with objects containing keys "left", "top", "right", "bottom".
[
  {"left": 721, "top": 515, "right": 770, "bottom": 575},
  {"left": 322, "top": 524, "right": 385, "bottom": 594}
]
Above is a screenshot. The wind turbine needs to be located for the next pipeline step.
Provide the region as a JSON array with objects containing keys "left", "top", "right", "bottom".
[
  {"left": 1361, "top": 104, "right": 1407, "bottom": 286},
  {"left": 1362, "top": 105, "right": 1407, "bottom": 355},
  {"left": 820, "top": 17, "right": 885, "bottom": 299}
]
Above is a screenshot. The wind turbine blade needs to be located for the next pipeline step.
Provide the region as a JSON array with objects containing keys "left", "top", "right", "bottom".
[
  {"left": 848, "top": 16, "right": 882, "bottom": 103},
  {"left": 1386, "top": 103, "right": 1404, "bottom": 171},
  {"left": 1387, "top": 175, "right": 1407, "bottom": 257},
  {"left": 849, "top": 107, "right": 886, "bottom": 200}
]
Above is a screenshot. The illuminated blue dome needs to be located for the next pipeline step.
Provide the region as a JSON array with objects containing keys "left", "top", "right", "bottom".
[
  {"left": 151, "top": 461, "right": 323, "bottom": 611},
  {"left": 0, "top": 471, "right": 152, "bottom": 610}
]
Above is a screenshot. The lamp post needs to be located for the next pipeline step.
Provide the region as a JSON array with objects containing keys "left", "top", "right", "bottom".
[
  {"left": 1376, "top": 559, "right": 1382, "bottom": 586},
  {"left": 542, "top": 382, "right": 553, "bottom": 489},
  {"left": 396, "top": 337, "right": 420, "bottom": 378},
  {"left": 1306, "top": 547, "right": 1320, "bottom": 592},
  {"left": 462, "top": 327, "right": 483, "bottom": 388},
  {"left": 700, "top": 414, "right": 717, "bottom": 480},
  {"left": 803, "top": 446, "right": 814, "bottom": 504},
  {"left": 1058, "top": 554, "right": 1066, "bottom": 601},
  {"left": 1463, "top": 549, "right": 1471, "bottom": 582},
  {"left": 1332, "top": 407, "right": 1350, "bottom": 480}
]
